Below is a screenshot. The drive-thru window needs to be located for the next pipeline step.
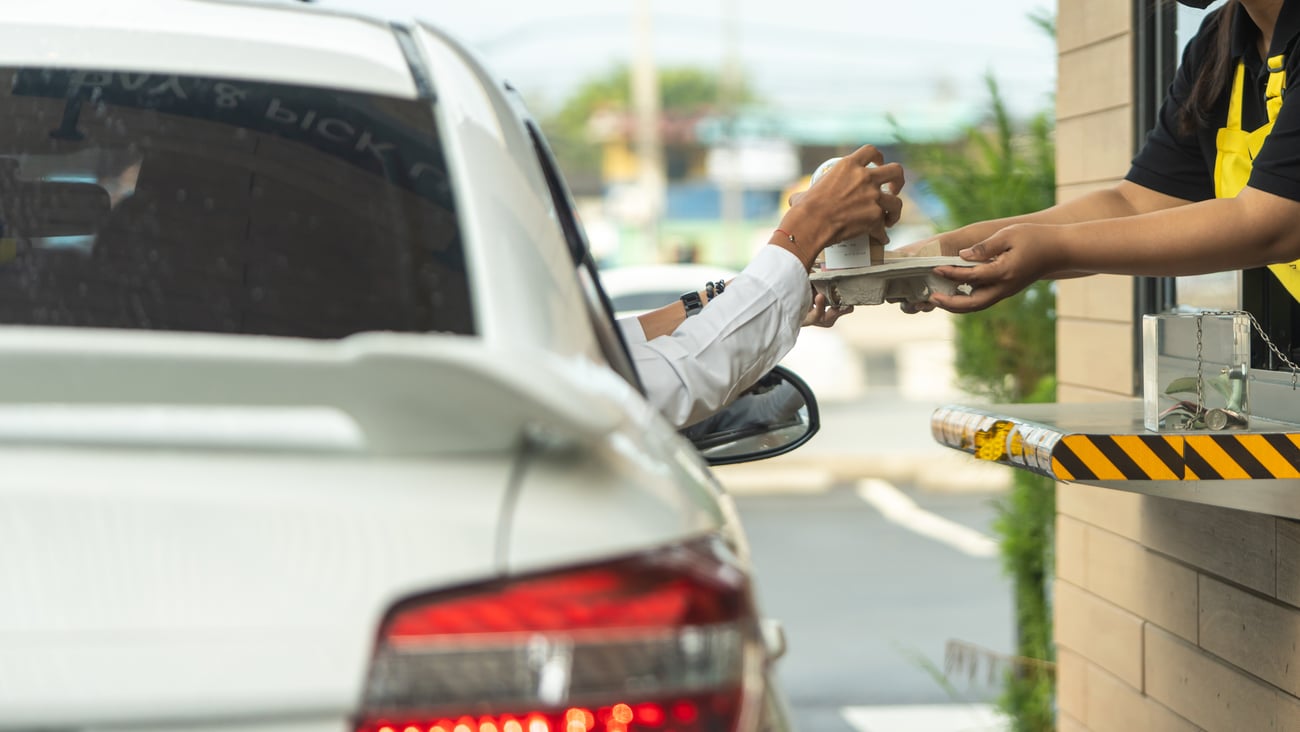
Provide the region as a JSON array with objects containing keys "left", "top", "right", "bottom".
[{"left": 931, "top": 2, "right": 1300, "bottom": 729}]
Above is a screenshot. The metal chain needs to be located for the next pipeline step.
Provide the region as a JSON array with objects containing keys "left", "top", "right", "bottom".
[
  {"left": 1202, "top": 309, "right": 1300, "bottom": 389},
  {"left": 1195, "top": 314, "right": 1205, "bottom": 411}
]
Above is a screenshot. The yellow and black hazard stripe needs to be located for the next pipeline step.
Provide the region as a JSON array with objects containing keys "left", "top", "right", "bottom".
[
  {"left": 1052, "top": 433, "right": 1300, "bottom": 481},
  {"left": 1052, "top": 434, "right": 1183, "bottom": 481},
  {"left": 1183, "top": 433, "right": 1300, "bottom": 480}
]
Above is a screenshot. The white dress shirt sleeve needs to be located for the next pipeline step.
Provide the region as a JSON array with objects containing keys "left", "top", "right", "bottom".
[{"left": 618, "top": 245, "right": 812, "bottom": 429}]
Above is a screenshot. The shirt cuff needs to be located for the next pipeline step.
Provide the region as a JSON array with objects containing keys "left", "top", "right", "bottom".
[
  {"left": 747, "top": 244, "right": 814, "bottom": 321},
  {"left": 617, "top": 315, "right": 648, "bottom": 345}
]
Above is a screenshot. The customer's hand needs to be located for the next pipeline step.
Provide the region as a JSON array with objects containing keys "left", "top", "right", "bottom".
[
  {"left": 777, "top": 144, "right": 906, "bottom": 270},
  {"left": 802, "top": 292, "right": 853, "bottom": 328},
  {"left": 892, "top": 296, "right": 937, "bottom": 315},
  {"left": 811, "top": 145, "right": 906, "bottom": 242}
]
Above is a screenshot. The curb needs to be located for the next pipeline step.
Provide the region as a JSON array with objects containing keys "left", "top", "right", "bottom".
[{"left": 713, "top": 450, "right": 1012, "bottom": 496}]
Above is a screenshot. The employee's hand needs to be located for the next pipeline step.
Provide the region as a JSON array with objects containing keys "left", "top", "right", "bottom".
[
  {"left": 894, "top": 235, "right": 977, "bottom": 314},
  {"left": 802, "top": 292, "right": 853, "bottom": 328},
  {"left": 929, "top": 223, "right": 1063, "bottom": 313},
  {"left": 894, "top": 226, "right": 999, "bottom": 258},
  {"left": 891, "top": 236, "right": 944, "bottom": 258},
  {"left": 892, "top": 229, "right": 997, "bottom": 313}
]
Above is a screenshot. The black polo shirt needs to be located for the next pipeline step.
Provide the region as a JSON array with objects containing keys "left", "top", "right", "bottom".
[{"left": 1127, "top": 1, "right": 1300, "bottom": 202}]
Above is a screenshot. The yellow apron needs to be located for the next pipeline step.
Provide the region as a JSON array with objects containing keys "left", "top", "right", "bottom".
[{"left": 1214, "top": 53, "right": 1300, "bottom": 300}]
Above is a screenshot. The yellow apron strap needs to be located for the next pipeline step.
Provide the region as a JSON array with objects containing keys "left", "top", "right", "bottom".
[
  {"left": 1214, "top": 61, "right": 1250, "bottom": 196},
  {"left": 1227, "top": 60, "right": 1247, "bottom": 130},
  {"left": 1267, "top": 54, "right": 1287, "bottom": 122}
]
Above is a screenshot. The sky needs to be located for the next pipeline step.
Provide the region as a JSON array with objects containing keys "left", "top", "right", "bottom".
[{"left": 322, "top": 0, "right": 1058, "bottom": 122}]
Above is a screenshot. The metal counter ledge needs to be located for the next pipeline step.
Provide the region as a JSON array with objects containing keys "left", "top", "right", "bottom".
[{"left": 932, "top": 400, "right": 1300, "bottom": 520}]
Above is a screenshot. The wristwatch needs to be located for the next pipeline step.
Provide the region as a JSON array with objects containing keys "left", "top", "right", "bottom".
[{"left": 680, "top": 290, "right": 704, "bottom": 317}]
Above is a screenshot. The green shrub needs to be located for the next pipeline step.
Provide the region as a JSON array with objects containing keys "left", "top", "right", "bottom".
[{"left": 897, "top": 72, "right": 1058, "bottom": 731}]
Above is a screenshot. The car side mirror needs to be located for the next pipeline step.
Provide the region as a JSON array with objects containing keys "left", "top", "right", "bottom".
[{"left": 681, "top": 365, "right": 820, "bottom": 466}]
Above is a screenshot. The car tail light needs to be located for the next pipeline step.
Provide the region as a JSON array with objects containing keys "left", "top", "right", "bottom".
[{"left": 355, "top": 538, "right": 765, "bottom": 732}]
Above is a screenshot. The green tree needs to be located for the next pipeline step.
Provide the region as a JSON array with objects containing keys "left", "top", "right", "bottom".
[
  {"left": 540, "top": 64, "right": 755, "bottom": 182},
  {"left": 896, "top": 73, "right": 1058, "bottom": 732}
]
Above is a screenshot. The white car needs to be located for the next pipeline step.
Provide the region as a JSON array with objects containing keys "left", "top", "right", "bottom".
[
  {"left": 0, "top": 2, "right": 812, "bottom": 730},
  {"left": 600, "top": 264, "right": 868, "bottom": 403}
]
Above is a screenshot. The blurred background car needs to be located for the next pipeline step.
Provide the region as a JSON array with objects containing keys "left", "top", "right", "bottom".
[{"left": 600, "top": 262, "right": 868, "bottom": 403}]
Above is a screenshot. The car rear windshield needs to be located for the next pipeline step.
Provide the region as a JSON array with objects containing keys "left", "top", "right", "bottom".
[{"left": 0, "top": 68, "right": 472, "bottom": 338}]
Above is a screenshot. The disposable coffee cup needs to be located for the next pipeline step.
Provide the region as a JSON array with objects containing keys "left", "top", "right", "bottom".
[{"left": 810, "top": 157, "right": 877, "bottom": 270}]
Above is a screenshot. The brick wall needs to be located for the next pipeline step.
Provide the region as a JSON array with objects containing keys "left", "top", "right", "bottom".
[{"left": 1056, "top": 2, "right": 1300, "bottom": 730}]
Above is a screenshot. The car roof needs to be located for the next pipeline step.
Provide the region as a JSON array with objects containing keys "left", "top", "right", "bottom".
[{"left": 0, "top": 0, "right": 421, "bottom": 97}]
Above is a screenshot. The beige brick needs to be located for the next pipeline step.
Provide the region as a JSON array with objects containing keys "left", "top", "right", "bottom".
[
  {"left": 1058, "top": 318, "right": 1135, "bottom": 394},
  {"left": 1060, "top": 713, "right": 1088, "bottom": 732},
  {"left": 1087, "top": 661, "right": 1202, "bottom": 732},
  {"left": 1058, "top": 647, "right": 1089, "bottom": 723},
  {"left": 1059, "top": 514, "right": 1089, "bottom": 587},
  {"left": 1199, "top": 577, "right": 1300, "bottom": 697},
  {"left": 1057, "top": 383, "right": 1136, "bottom": 403},
  {"left": 1058, "top": 0, "right": 1131, "bottom": 53},
  {"left": 1058, "top": 107, "right": 1136, "bottom": 185},
  {"left": 1085, "top": 660, "right": 1145, "bottom": 731},
  {"left": 1279, "top": 692, "right": 1300, "bottom": 732},
  {"left": 1147, "top": 701, "right": 1209, "bottom": 732},
  {"left": 1056, "top": 275, "right": 1135, "bottom": 322},
  {"left": 1056, "top": 579, "right": 1145, "bottom": 688},
  {"left": 1146, "top": 624, "right": 1286, "bottom": 731},
  {"left": 1058, "top": 482, "right": 1144, "bottom": 541},
  {"left": 1088, "top": 525, "right": 1198, "bottom": 642},
  {"left": 1058, "top": 35, "right": 1134, "bottom": 120},
  {"left": 1141, "top": 497, "right": 1277, "bottom": 596},
  {"left": 1279, "top": 519, "right": 1300, "bottom": 609}
]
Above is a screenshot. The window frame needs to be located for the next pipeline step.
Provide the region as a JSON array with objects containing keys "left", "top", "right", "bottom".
[
  {"left": 520, "top": 117, "right": 646, "bottom": 395},
  {"left": 1131, "top": 0, "right": 1181, "bottom": 393}
]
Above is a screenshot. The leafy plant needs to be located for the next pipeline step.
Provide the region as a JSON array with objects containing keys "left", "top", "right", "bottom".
[
  {"left": 895, "top": 70, "right": 1058, "bottom": 732},
  {"left": 538, "top": 64, "right": 756, "bottom": 183}
]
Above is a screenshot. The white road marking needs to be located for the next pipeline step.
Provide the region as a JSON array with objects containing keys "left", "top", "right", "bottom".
[
  {"left": 855, "top": 479, "right": 999, "bottom": 558},
  {"left": 841, "top": 703, "right": 1009, "bottom": 732}
]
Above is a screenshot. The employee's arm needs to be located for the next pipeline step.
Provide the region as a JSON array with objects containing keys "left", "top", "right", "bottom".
[
  {"left": 911, "top": 181, "right": 1191, "bottom": 260},
  {"left": 932, "top": 186, "right": 1300, "bottom": 313}
]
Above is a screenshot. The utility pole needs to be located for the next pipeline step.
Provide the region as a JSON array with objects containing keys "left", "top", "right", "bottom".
[
  {"left": 719, "top": 0, "right": 744, "bottom": 265},
  {"left": 631, "top": 0, "right": 665, "bottom": 260}
]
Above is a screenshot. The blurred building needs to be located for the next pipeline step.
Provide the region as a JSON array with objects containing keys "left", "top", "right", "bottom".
[{"left": 586, "top": 104, "right": 978, "bottom": 269}]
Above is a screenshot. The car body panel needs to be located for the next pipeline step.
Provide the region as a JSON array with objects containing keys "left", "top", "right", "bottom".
[
  {"left": 0, "top": 0, "right": 418, "bottom": 99},
  {"left": 413, "top": 25, "right": 604, "bottom": 361},
  {"left": 0, "top": 328, "right": 628, "bottom": 455},
  {"left": 506, "top": 384, "right": 739, "bottom": 575},
  {"left": 0, "top": 447, "right": 510, "bottom": 726},
  {"left": 0, "top": 329, "right": 742, "bottom": 726}
]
